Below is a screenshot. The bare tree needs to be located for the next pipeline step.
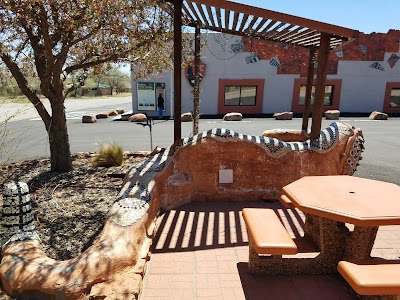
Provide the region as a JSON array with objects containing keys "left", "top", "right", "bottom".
[
  {"left": 103, "top": 67, "right": 130, "bottom": 95},
  {"left": 0, "top": 0, "right": 174, "bottom": 171}
]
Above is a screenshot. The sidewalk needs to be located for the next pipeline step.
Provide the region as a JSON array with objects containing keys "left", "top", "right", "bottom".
[
  {"left": 0, "top": 95, "right": 132, "bottom": 123},
  {"left": 140, "top": 201, "right": 400, "bottom": 300}
]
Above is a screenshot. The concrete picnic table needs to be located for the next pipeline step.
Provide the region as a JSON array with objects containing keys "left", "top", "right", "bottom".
[{"left": 280, "top": 175, "right": 400, "bottom": 274}]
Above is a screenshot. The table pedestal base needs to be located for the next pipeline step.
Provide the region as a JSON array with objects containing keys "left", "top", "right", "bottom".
[{"left": 344, "top": 226, "right": 378, "bottom": 261}]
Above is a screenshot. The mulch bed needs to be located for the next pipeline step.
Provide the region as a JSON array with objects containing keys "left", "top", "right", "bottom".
[
  {"left": 0, "top": 152, "right": 148, "bottom": 299},
  {"left": 0, "top": 152, "right": 147, "bottom": 261}
]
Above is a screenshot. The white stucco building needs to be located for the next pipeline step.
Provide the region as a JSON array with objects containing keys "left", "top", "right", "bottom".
[{"left": 131, "top": 30, "right": 400, "bottom": 118}]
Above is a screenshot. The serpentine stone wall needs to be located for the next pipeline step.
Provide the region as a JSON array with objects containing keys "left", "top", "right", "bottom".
[{"left": 0, "top": 122, "right": 364, "bottom": 299}]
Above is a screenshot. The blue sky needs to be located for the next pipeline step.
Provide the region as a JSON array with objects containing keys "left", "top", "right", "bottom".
[
  {"left": 121, "top": 1, "right": 398, "bottom": 73},
  {"left": 240, "top": 0, "right": 398, "bottom": 34}
]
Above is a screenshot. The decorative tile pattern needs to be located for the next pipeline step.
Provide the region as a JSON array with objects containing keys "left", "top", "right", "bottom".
[
  {"left": 359, "top": 44, "right": 368, "bottom": 55},
  {"left": 369, "top": 62, "right": 385, "bottom": 71},
  {"left": 1, "top": 181, "right": 40, "bottom": 248},
  {"left": 230, "top": 40, "right": 244, "bottom": 54},
  {"left": 110, "top": 122, "right": 361, "bottom": 227},
  {"left": 345, "top": 133, "right": 365, "bottom": 175},
  {"left": 181, "top": 122, "right": 354, "bottom": 158},
  {"left": 270, "top": 56, "right": 281, "bottom": 68},
  {"left": 245, "top": 52, "right": 260, "bottom": 64},
  {"left": 388, "top": 53, "right": 400, "bottom": 68}
]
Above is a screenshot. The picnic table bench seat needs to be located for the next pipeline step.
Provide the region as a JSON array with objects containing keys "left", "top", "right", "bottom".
[
  {"left": 279, "top": 195, "right": 296, "bottom": 209},
  {"left": 338, "top": 261, "right": 400, "bottom": 296},
  {"left": 242, "top": 208, "right": 297, "bottom": 255}
]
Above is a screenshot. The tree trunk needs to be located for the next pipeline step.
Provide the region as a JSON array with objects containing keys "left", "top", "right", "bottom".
[{"left": 48, "top": 98, "right": 72, "bottom": 172}]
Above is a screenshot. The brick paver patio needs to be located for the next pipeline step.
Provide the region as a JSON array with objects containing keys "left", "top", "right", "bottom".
[{"left": 140, "top": 201, "right": 400, "bottom": 300}]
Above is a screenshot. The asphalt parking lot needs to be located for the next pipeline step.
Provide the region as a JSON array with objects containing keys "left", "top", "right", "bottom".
[{"left": 2, "top": 97, "right": 400, "bottom": 185}]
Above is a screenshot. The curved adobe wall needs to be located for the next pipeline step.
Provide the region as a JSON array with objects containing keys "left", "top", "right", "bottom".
[
  {"left": 0, "top": 191, "right": 158, "bottom": 299},
  {"left": 155, "top": 123, "right": 363, "bottom": 209},
  {"left": 0, "top": 122, "right": 364, "bottom": 299}
]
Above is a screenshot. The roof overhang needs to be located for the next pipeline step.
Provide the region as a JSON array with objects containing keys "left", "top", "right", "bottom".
[{"left": 168, "top": 0, "right": 359, "bottom": 49}]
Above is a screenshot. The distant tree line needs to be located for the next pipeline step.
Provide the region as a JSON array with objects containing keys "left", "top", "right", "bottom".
[{"left": 0, "top": 63, "right": 130, "bottom": 98}]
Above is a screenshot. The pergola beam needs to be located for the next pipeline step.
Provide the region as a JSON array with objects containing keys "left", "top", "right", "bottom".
[
  {"left": 193, "top": 25, "right": 201, "bottom": 135},
  {"left": 310, "top": 33, "right": 331, "bottom": 139},
  {"left": 302, "top": 47, "right": 316, "bottom": 131},
  {"left": 189, "top": 0, "right": 358, "bottom": 39},
  {"left": 174, "top": 0, "right": 182, "bottom": 143}
]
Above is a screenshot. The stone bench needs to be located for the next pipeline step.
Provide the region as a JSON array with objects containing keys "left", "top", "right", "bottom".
[
  {"left": 338, "top": 261, "right": 400, "bottom": 298},
  {"left": 242, "top": 208, "right": 297, "bottom": 273}
]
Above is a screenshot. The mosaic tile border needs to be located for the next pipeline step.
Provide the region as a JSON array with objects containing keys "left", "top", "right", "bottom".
[{"left": 112, "top": 122, "right": 361, "bottom": 227}]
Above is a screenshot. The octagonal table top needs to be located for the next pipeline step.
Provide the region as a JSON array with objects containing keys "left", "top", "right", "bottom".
[{"left": 282, "top": 175, "right": 400, "bottom": 226}]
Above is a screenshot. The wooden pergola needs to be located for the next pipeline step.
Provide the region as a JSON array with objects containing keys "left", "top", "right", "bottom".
[{"left": 170, "top": 0, "right": 359, "bottom": 142}]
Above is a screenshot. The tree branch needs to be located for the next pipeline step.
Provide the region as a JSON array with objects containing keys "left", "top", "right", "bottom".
[
  {"left": 37, "top": 3, "right": 55, "bottom": 68},
  {"left": 1, "top": 53, "right": 51, "bottom": 130},
  {"left": 18, "top": 22, "right": 50, "bottom": 96},
  {"left": 64, "top": 36, "right": 155, "bottom": 75},
  {"left": 68, "top": 24, "right": 103, "bottom": 48}
]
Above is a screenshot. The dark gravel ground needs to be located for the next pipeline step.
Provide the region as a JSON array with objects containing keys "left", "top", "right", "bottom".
[{"left": 0, "top": 152, "right": 147, "bottom": 299}]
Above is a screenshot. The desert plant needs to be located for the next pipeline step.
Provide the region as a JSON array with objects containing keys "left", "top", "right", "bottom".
[{"left": 91, "top": 143, "right": 124, "bottom": 167}]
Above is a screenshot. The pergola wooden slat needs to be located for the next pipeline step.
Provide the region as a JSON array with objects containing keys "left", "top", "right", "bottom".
[
  {"left": 238, "top": 14, "right": 250, "bottom": 32},
  {"left": 182, "top": 5, "right": 195, "bottom": 23},
  {"left": 260, "top": 20, "right": 280, "bottom": 35},
  {"left": 281, "top": 28, "right": 315, "bottom": 43},
  {"left": 232, "top": 11, "right": 240, "bottom": 31},
  {"left": 243, "top": 16, "right": 259, "bottom": 33},
  {"left": 270, "top": 24, "right": 298, "bottom": 40},
  {"left": 194, "top": 3, "right": 209, "bottom": 27},
  {"left": 169, "top": 0, "right": 359, "bottom": 143},
  {"left": 216, "top": 7, "right": 222, "bottom": 28},
  {"left": 184, "top": 1, "right": 200, "bottom": 23},
  {"left": 205, "top": 5, "right": 215, "bottom": 28},
  {"left": 224, "top": 9, "right": 230, "bottom": 30},
  {"left": 253, "top": 19, "right": 269, "bottom": 34}
]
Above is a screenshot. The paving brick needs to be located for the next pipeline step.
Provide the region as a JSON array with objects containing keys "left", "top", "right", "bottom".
[
  {"left": 196, "top": 274, "right": 221, "bottom": 289},
  {"left": 140, "top": 201, "right": 400, "bottom": 300},
  {"left": 143, "top": 288, "right": 171, "bottom": 297},
  {"left": 197, "top": 288, "right": 222, "bottom": 297}
]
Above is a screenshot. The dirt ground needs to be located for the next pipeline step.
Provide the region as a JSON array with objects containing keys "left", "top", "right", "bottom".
[{"left": 0, "top": 152, "right": 147, "bottom": 299}]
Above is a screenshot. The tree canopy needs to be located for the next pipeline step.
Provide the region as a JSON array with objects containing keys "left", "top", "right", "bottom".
[{"left": 0, "top": 0, "right": 174, "bottom": 171}]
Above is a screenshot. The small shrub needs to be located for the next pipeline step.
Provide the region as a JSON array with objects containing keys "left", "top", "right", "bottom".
[{"left": 91, "top": 143, "right": 123, "bottom": 167}]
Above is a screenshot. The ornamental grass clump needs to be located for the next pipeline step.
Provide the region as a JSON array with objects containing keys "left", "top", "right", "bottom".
[{"left": 91, "top": 143, "right": 123, "bottom": 167}]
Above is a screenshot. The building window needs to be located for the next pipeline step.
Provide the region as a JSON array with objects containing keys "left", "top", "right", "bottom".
[
  {"left": 224, "top": 85, "right": 257, "bottom": 106},
  {"left": 298, "top": 85, "right": 334, "bottom": 106},
  {"left": 218, "top": 79, "right": 264, "bottom": 114},
  {"left": 291, "top": 78, "right": 341, "bottom": 113},
  {"left": 389, "top": 88, "right": 400, "bottom": 108},
  {"left": 383, "top": 82, "right": 400, "bottom": 112}
]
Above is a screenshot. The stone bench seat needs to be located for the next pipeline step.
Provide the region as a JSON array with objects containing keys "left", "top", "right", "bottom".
[
  {"left": 338, "top": 260, "right": 400, "bottom": 296},
  {"left": 242, "top": 208, "right": 297, "bottom": 256}
]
